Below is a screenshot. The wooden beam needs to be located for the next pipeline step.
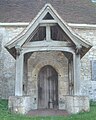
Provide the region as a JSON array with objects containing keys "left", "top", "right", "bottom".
[
  {"left": 40, "top": 23, "right": 56, "bottom": 27},
  {"left": 22, "top": 46, "right": 75, "bottom": 55},
  {"left": 46, "top": 25, "right": 51, "bottom": 41},
  {"left": 23, "top": 41, "right": 73, "bottom": 48},
  {"left": 15, "top": 53, "right": 24, "bottom": 96},
  {"left": 40, "top": 20, "right": 57, "bottom": 26},
  {"left": 73, "top": 53, "right": 81, "bottom": 95},
  {"left": 40, "top": 20, "right": 57, "bottom": 24}
]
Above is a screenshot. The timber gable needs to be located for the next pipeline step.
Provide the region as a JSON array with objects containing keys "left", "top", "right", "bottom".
[{"left": 5, "top": 4, "right": 92, "bottom": 59}]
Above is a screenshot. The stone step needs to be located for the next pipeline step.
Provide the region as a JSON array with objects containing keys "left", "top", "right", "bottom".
[{"left": 27, "top": 109, "right": 69, "bottom": 116}]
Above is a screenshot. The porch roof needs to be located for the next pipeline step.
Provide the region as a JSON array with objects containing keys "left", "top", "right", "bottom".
[{"left": 5, "top": 4, "right": 92, "bottom": 59}]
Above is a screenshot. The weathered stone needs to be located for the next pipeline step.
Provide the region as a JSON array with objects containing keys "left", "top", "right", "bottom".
[
  {"left": 65, "top": 96, "right": 90, "bottom": 114},
  {"left": 9, "top": 96, "right": 37, "bottom": 114},
  {"left": 27, "top": 51, "right": 68, "bottom": 109},
  {"left": 8, "top": 95, "right": 89, "bottom": 114},
  {"left": 0, "top": 27, "right": 24, "bottom": 98},
  {"left": 0, "top": 25, "right": 96, "bottom": 113}
]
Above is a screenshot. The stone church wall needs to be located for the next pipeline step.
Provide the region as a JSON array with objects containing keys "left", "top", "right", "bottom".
[
  {"left": 0, "top": 27, "right": 25, "bottom": 98},
  {"left": 73, "top": 28, "right": 96, "bottom": 100},
  {"left": 0, "top": 25, "right": 96, "bottom": 100}
]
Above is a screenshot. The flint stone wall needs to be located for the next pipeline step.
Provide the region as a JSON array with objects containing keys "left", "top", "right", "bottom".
[
  {"left": 72, "top": 28, "right": 96, "bottom": 100},
  {"left": 0, "top": 27, "right": 24, "bottom": 98},
  {"left": 0, "top": 26, "right": 96, "bottom": 101}
]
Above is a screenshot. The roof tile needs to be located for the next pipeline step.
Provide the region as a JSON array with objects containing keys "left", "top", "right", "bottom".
[{"left": 0, "top": 0, "right": 96, "bottom": 24}]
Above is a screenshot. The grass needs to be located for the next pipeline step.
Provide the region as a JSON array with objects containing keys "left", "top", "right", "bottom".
[{"left": 0, "top": 100, "right": 96, "bottom": 120}]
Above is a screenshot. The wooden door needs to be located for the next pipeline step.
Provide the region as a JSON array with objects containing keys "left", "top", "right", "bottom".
[{"left": 38, "top": 65, "right": 58, "bottom": 109}]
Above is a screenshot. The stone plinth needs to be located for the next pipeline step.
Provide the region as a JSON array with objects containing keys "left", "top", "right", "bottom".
[
  {"left": 8, "top": 96, "right": 37, "bottom": 114},
  {"left": 65, "top": 95, "right": 90, "bottom": 114},
  {"left": 8, "top": 95, "right": 90, "bottom": 114}
]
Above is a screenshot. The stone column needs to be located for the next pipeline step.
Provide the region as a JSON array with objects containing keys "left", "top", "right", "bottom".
[
  {"left": 15, "top": 47, "right": 24, "bottom": 96},
  {"left": 73, "top": 53, "right": 81, "bottom": 95}
]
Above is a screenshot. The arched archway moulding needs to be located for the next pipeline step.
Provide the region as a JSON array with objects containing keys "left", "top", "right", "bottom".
[{"left": 28, "top": 59, "right": 69, "bottom": 109}]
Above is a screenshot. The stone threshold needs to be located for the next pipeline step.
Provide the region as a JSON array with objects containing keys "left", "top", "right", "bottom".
[{"left": 27, "top": 109, "right": 69, "bottom": 116}]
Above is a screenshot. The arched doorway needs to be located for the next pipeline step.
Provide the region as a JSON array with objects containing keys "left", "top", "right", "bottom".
[{"left": 38, "top": 65, "right": 58, "bottom": 109}]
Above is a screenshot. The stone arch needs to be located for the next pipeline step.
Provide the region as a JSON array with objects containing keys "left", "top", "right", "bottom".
[
  {"left": 26, "top": 51, "right": 69, "bottom": 109},
  {"left": 28, "top": 59, "right": 68, "bottom": 109},
  {"left": 32, "top": 60, "right": 64, "bottom": 78}
]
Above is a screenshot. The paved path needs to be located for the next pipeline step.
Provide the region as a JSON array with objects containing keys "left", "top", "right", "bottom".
[{"left": 27, "top": 109, "right": 69, "bottom": 116}]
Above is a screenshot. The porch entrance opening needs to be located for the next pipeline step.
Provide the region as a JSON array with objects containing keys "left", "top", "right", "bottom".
[{"left": 38, "top": 65, "right": 58, "bottom": 109}]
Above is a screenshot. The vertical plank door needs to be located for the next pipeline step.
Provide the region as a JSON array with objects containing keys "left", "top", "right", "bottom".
[{"left": 38, "top": 65, "right": 58, "bottom": 109}]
